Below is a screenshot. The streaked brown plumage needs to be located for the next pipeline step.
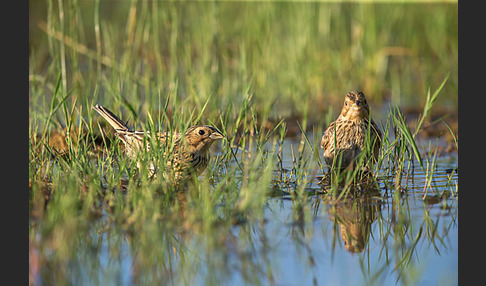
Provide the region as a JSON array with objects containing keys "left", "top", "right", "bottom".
[
  {"left": 320, "top": 91, "right": 381, "bottom": 171},
  {"left": 93, "top": 104, "right": 224, "bottom": 179}
]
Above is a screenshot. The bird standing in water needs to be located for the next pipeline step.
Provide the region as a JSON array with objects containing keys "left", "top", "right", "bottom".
[
  {"left": 93, "top": 104, "right": 224, "bottom": 179},
  {"left": 320, "top": 91, "right": 382, "bottom": 172}
]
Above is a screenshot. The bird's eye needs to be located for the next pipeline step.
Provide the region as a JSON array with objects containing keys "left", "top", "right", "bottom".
[
  {"left": 345, "top": 102, "right": 348, "bottom": 106},
  {"left": 198, "top": 130, "right": 205, "bottom": 135},
  {"left": 356, "top": 100, "right": 361, "bottom": 106}
]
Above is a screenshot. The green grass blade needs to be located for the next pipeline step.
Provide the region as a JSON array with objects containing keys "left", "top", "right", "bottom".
[
  {"left": 414, "top": 74, "right": 449, "bottom": 137},
  {"left": 392, "top": 105, "right": 424, "bottom": 171}
]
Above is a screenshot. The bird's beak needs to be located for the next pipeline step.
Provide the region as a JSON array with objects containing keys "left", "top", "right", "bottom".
[{"left": 209, "top": 131, "right": 224, "bottom": 140}]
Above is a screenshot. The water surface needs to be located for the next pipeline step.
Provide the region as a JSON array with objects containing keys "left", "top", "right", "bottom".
[{"left": 29, "top": 136, "right": 458, "bottom": 285}]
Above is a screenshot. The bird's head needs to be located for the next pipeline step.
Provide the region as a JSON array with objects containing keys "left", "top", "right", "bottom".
[
  {"left": 339, "top": 90, "right": 370, "bottom": 121},
  {"left": 183, "top": 125, "right": 224, "bottom": 153}
]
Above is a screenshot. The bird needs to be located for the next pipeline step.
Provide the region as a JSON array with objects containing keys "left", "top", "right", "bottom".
[
  {"left": 92, "top": 104, "right": 224, "bottom": 180},
  {"left": 320, "top": 90, "right": 382, "bottom": 172}
]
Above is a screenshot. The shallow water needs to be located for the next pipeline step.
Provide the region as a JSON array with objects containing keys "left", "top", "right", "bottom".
[{"left": 29, "top": 135, "right": 458, "bottom": 286}]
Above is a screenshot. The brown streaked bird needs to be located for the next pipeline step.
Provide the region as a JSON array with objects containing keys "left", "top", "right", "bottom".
[
  {"left": 93, "top": 104, "right": 224, "bottom": 179},
  {"left": 320, "top": 91, "right": 382, "bottom": 171}
]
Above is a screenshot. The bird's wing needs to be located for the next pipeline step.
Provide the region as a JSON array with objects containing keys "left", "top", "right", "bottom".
[{"left": 321, "top": 121, "right": 337, "bottom": 150}]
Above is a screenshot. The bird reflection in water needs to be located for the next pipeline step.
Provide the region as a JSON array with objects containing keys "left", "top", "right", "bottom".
[{"left": 325, "top": 188, "right": 382, "bottom": 253}]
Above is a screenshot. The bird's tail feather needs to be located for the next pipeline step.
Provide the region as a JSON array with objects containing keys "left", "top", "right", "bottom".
[{"left": 93, "top": 104, "right": 130, "bottom": 132}]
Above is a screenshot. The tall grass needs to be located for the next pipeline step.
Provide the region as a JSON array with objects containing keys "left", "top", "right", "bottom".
[{"left": 30, "top": 1, "right": 457, "bottom": 129}]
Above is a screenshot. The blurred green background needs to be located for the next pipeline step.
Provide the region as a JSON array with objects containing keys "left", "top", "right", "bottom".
[{"left": 29, "top": 0, "right": 457, "bottom": 130}]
